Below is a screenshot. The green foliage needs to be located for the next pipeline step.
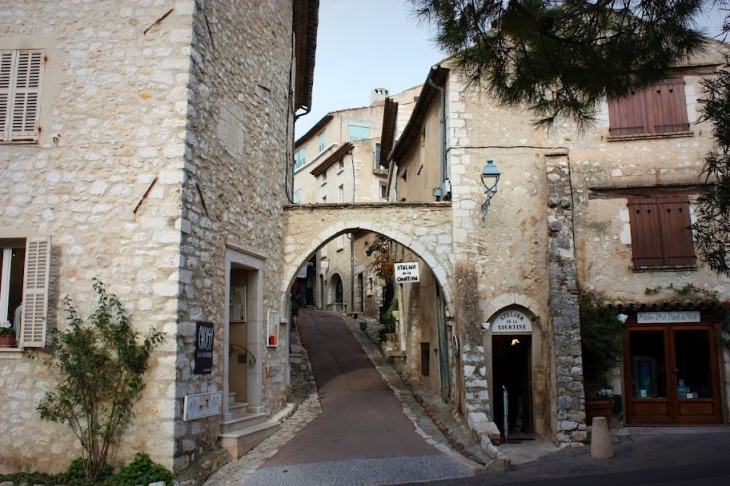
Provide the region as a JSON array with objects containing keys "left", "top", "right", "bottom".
[
  {"left": 409, "top": 0, "right": 707, "bottom": 128},
  {"left": 0, "top": 452, "right": 171, "bottom": 486},
  {"left": 114, "top": 452, "right": 173, "bottom": 486},
  {"left": 36, "top": 279, "right": 165, "bottom": 482},
  {"left": 291, "top": 299, "right": 300, "bottom": 317},
  {"left": 0, "top": 325, "right": 16, "bottom": 336},
  {"left": 692, "top": 65, "right": 730, "bottom": 277},
  {"left": 578, "top": 285, "right": 624, "bottom": 400},
  {"left": 379, "top": 297, "right": 399, "bottom": 342},
  {"left": 56, "top": 457, "right": 114, "bottom": 485}
]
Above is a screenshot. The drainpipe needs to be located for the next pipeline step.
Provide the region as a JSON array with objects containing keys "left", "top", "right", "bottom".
[{"left": 427, "top": 74, "right": 447, "bottom": 201}]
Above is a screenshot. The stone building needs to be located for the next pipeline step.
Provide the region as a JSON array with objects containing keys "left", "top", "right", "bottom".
[
  {"left": 0, "top": 0, "right": 318, "bottom": 475},
  {"left": 291, "top": 87, "right": 419, "bottom": 317},
  {"left": 388, "top": 42, "right": 730, "bottom": 448}
]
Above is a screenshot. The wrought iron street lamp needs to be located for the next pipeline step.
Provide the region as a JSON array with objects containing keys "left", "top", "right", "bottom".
[{"left": 480, "top": 159, "right": 501, "bottom": 220}]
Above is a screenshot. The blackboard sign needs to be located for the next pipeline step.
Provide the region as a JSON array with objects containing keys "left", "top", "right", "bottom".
[{"left": 194, "top": 321, "right": 214, "bottom": 374}]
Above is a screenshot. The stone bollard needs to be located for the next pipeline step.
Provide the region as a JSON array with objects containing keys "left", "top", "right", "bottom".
[{"left": 590, "top": 416, "right": 614, "bottom": 459}]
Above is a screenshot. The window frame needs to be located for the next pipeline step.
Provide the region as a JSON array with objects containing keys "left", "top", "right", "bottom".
[
  {"left": 0, "top": 236, "right": 51, "bottom": 348},
  {"left": 0, "top": 49, "right": 44, "bottom": 143},
  {"left": 608, "top": 78, "right": 690, "bottom": 138},
  {"left": 627, "top": 195, "right": 696, "bottom": 270}
]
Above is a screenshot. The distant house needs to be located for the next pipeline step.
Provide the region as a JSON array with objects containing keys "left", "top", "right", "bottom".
[
  {"left": 0, "top": 0, "right": 318, "bottom": 475},
  {"left": 292, "top": 87, "right": 419, "bottom": 318}
]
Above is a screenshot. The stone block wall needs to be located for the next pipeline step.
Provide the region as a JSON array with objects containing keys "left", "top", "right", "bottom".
[
  {"left": 0, "top": 0, "right": 196, "bottom": 473},
  {"left": 174, "top": 0, "right": 294, "bottom": 472}
]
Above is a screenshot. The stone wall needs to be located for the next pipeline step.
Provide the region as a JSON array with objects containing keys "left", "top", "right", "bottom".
[
  {"left": 0, "top": 0, "right": 195, "bottom": 473},
  {"left": 545, "top": 154, "right": 586, "bottom": 445},
  {"left": 174, "top": 0, "right": 294, "bottom": 472}
]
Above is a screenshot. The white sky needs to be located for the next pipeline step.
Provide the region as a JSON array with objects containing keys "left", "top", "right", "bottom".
[
  {"left": 295, "top": 0, "right": 729, "bottom": 140},
  {"left": 295, "top": 0, "right": 443, "bottom": 139}
]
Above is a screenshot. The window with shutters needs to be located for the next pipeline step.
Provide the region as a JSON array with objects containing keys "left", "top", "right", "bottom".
[
  {"left": 608, "top": 79, "right": 689, "bottom": 138},
  {"left": 627, "top": 196, "right": 696, "bottom": 269},
  {"left": 0, "top": 236, "right": 51, "bottom": 348},
  {"left": 0, "top": 50, "right": 44, "bottom": 143}
]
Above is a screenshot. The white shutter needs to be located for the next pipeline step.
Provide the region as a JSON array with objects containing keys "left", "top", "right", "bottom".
[
  {"left": 0, "top": 51, "right": 13, "bottom": 142},
  {"left": 21, "top": 236, "right": 51, "bottom": 348},
  {"left": 10, "top": 50, "right": 43, "bottom": 142}
]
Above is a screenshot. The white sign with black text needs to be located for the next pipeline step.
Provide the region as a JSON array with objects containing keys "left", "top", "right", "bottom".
[
  {"left": 491, "top": 310, "right": 533, "bottom": 334},
  {"left": 637, "top": 311, "right": 700, "bottom": 324},
  {"left": 395, "top": 262, "right": 420, "bottom": 284}
]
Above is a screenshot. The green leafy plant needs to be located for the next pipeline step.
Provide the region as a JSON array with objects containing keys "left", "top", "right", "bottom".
[
  {"left": 114, "top": 452, "right": 173, "bottom": 486},
  {"left": 578, "top": 284, "right": 624, "bottom": 401},
  {"left": 378, "top": 296, "right": 399, "bottom": 342},
  {"left": 56, "top": 457, "right": 114, "bottom": 485},
  {"left": 0, "top": 324, "right": 16, "bottom": 336},
  {"left": 36, "top": 279, "right": 164, "bottom": 482}
]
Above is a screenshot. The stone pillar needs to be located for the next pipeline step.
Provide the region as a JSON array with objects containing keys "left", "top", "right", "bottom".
[{"left": 545, "top": 153, "right": 586, "bottom": 445}]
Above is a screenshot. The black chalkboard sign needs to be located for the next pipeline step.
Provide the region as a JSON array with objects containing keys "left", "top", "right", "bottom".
[{"left": 194, "top": 321, "right": 214, "bottom": 374}]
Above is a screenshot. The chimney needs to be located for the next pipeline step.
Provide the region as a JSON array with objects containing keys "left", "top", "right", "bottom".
[{"left": 370, "top": 88, "right": 389, "bottom": 105}]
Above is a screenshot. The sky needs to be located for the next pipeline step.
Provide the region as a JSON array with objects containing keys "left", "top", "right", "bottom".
[
  {"left": 295, "top": 0, "right": 443, "bottom": 139},
  {"left": 295, "top": 0, "right": 729, "bottom": 140}
]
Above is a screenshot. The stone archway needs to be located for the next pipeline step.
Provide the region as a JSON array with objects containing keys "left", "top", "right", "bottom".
[{"left": 280, "top": 203, "right": 454, "bottom": 316}]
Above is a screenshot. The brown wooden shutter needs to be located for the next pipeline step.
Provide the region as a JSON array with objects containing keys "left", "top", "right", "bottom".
[
  {"left": 10, "top": 50, "right": 43, "bottom": 142},
  {"left": 21, "top": 236, "right": 51, "bottom": 348},
  {"left": 656, "top": 196, "right": 695, "bottom": 266},
  {"left": 649, "top": 79, "right": 688, "bottom": 134},
  {"left": 608, "top": 90, "right": 649, "bottom": 136},
  {"left": 628, "top": 198, "right": 663, "bottom": 267},
  {"left": 0, "top": 51, "right": 12, "bottom": 142}
]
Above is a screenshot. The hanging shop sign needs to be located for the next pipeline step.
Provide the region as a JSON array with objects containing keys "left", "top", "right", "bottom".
[
  {"left": 395, "top": 262, "right": 419, "bottom": 284},
  {"left": 491, "top": 310, "right": 532, "bottom": 334},
  {"left": 637, "top": 311, "right": 700, "bottom": 324},
  {"left": 194, "top": 321, "right": 214, "bottom": 374}
]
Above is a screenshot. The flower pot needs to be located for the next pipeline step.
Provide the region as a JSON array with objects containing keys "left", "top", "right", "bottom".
[
  {"left": 0, "top": 334, "right": 17, "bottom": 348},
  {"left": 585, "top": 399, "right": 613, "bottom": 425}
]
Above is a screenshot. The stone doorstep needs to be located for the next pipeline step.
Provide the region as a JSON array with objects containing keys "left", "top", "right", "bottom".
[
  {"left": 218, "top": 420, "right": 281, "bottom": 460},
  {"left": 225, "top": 402, "right": 249, "bottom": 421},
  {"left": 219, "top": 412, "right": 267, "bottom": 434}
]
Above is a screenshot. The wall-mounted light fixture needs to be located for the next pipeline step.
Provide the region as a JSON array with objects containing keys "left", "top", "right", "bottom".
[{"left": 480, "top": 159, "right": 501, "bottom": 220}]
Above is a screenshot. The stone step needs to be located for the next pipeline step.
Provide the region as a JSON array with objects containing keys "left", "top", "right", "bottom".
[
  {"left": 220, "top": 412, "right": 267, "bottom": 434},
  {"left": 227, "top": 401, "right": 250, "bottom": 420},
  {"left": 219, "top": 420, "right": 281, "bottom": 459}
]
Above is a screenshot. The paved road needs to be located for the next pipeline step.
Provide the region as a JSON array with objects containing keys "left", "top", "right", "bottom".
[
  {"left": 400, "top": 428, "right": 730, "bottom": 486},
  {"left": 243, "top": 310, "right": 472, "bottom": 485}
]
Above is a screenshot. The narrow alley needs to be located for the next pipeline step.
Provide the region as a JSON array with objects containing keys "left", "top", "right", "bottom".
[{"left": 242, "top": 310, "right": 473, "bottom": 485}]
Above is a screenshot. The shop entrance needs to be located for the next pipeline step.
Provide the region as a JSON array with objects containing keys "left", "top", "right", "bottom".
[
  {"left": 624, "top": 325, "right": 722, "bottom": 425},
  {"left": 492, "top": 335, "right": 533, "bottom": 438}
]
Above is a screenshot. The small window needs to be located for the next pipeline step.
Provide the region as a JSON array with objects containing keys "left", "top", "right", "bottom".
[
  {"left": 293, "top": 188, "right": 302, "bottom": 204},
  {"left": 294, "top": 148, "right": 307, "bottom": 171},
  {"left": 320, "top": 241, "right": 327, "bottom": 257},
  {"left": 374, "top": 143, "right": 382, "bottom": 169},
  {"left": 338, "top": 184, "right": 344, "bottom": 204},
  {"left": 318, "top": 131, "right": 325, "bottom": 153},
  {"left": 1, "top": 50, "right": 44, "bottom": 143},
  {"left": 608, "top": 79, "right": 689, "bottom": 137},
  {"left": 0, "top": 236, "right": 51, "bottom": 347},
  {"left": 337, "top": 235, "right": 344, "bottom": 250},
  {"left": 321, "top": 195, "right": 327, "bottom": 203},
  {"left": 628, "top": 195, "right": 696, "bottom": 269},
  {"left": 380, "top": 183, "right": 388, "bottom": 200},
  {"left": 320, "top": 170, "right": 327, "bottom": 185},
  {"left": 348, "top": 124, "right": 370, "bottom": 141},
  {"left": 337, "top": 158, "right": 344, "bottom": 172}
]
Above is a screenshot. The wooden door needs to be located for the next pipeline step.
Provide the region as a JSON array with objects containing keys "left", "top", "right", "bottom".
[{"left": 624, "top": 325, "right": 722, "bottom": 425}]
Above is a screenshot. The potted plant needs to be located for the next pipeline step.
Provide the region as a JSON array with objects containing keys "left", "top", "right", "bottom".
[
  {"left": 578, "top": 285, "right": 624, "bottom": 424},
  {"left": 0, "top": 321, "right": 17, "bottom": 348}
]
